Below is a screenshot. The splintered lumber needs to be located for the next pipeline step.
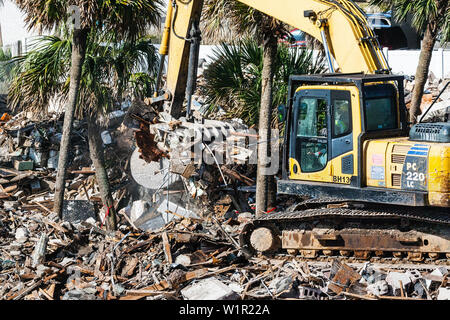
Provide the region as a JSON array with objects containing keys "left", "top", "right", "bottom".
[
  {"left": 123, "top": 237, "right": 157, "bottom": 254},
  {"left": 69, "top": 168, "right": 95, "bottom": 174},
  {"left": 11, "top": 279, "right": 43, "bottom": 300},
  {"left": 162, "top": 232, "right": 173, "bottom": 264},
  {"left": 220, "top": 165, "right": 255, "bottom": 186},
  {"left": 120, "top": 269, "right": 209, "bottom": 300},
  {"left": 41, "top": 217, "right": 68, "bottom": 234},
  {"left": 125, "top": 290, "right": 176, "bottom": 297},
  {"left": 39, "top": 288, "right": 54, "bottom": 300},
  {"left": 32, "top": 201, "right": 53, "bottom": 214}
]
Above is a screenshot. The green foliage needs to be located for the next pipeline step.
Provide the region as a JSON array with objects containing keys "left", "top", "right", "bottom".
[
  {"left": 200, "top": 39, "right": 325, "bottom": 127},
  {"left": 370, "top": 0, "right": 450, "bottom": 42},
  {"left": 15, "top": 0, "right": 163, "bottom": 43},
  {"left": 8, "top": 33, "right": 158, "bottom": 117}
]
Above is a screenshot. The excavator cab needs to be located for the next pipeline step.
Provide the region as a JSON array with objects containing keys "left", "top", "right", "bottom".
[
  {"left": 282, "top": 73, "right": 407, "bottom": 185},
  {"left": 279, "top": 73, "right": 450, "bottom": 209}
]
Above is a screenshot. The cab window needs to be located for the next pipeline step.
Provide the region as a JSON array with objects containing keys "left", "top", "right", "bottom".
[
  {"left": 333, "top": 99, "right": 351, "bottom": 137},
  {"left": 297, "top": 98, "right": 327, "bottom": 137},
  {"left": 296, "top": 97, "right": 328, "bottom": 173},
  {"left": 364, "top": 84, "right": 399, "bottom": 131},
  {"left": 365, "top": 97, "right": 397, "bottom": 131}
]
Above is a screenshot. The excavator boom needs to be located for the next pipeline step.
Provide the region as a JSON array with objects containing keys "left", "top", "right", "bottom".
[{"left": 156, "top": 0, "right": 390, "bottom": 117}]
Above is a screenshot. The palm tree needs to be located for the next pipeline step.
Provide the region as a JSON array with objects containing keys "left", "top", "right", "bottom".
[
  {"left": 0, "top": 0, "right": 3, "bottom": 48},
  {"left": 201, "top": 39, "right": 325, "bottom": 126},
  {"left": 203, "top": 0, "right": 288, "bottom": 216},
  {"left": 371, "top": 0, "right": 450, "bottom": 123},
  {"left": 8, "top": 34, "right": 159, "bottom": 230},
  {"left": 14, "top": 0, "right": 163, "bottom": 221}
]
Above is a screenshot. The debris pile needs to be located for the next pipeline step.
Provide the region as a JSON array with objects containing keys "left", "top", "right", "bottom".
[
  {"left": 0, "top": 108, "right": 131, "bottom": 219},
  {"left": 126, "top": 108, "right": 262, "bottom": 232},
  {"left": 404, "top": 74, "right": 449, "bottom": 122},
  {"left": 1, "top": 192, "right": 449, "bottom": 300}
]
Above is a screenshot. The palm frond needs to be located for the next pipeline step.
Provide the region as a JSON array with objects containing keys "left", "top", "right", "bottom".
[
  {"left": 8, "top": 32, "right": 159, "bottom": 119},
  {"left": 200, "top": 39, "right": 326, "bottom": 127}
]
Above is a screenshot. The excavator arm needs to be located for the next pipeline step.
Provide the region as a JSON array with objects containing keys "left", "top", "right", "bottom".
[{"left": 153, "top": 0, "right": 391, "bottom": 117}]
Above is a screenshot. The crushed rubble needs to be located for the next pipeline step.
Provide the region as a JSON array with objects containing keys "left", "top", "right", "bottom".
[{"left": 0, "top": 94, "right": 449, "bottom": 301}]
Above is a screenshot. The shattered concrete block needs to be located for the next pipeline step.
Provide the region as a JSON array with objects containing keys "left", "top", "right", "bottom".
[
  {"left": 437, "top": 287, "right": 450, "bottom": 300},
  {"left": 15, "top": 227, "right": 29, "bottom": 243},
  {"left": 367, "top": 280, "right": 389, "bottom": 296},
  {"left": 298, "top": 286, "right": 322, "bottom": 300},
  {"left": 130, "top": 200, "right": 150, "bottom": 222},
  {"left": 407, "top": 270, "right": 422, "bottom": 283},
  {"left": 181, "top": 277, "right": 240, "bottom": 300},
  {"left": 269, "top": 275, "right": 293, "bottom": 295},
  {"left": 62, "top": 200, "right": 96, "bottom": 223},
  {"left": 385, "top": 272, "right": 412, "bottom": 290},
  {"left": 3, "top": 201, "right": 18, "bottom": 211},
  {"left": 175, "top": 254, "right": 191, "bottom": 266},
  {"left": 426, "top": 267, "right": 448, "bottom": 289},
  {"left": 62, "top": 289, "right": 98, "bottom": 300}
]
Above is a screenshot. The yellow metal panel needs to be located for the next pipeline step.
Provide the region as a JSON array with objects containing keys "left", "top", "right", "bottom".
[
  {"left": 289, "top": 85, "right": 360, "bottom": 184},
  {"left": 428, "top": 143, "right": 450, "bottom": 207},
  {"left": 289, "top": 157, "right": 333, "bottom": 182},
  {"left": 365, "top": 140, "right": 389, "bottom": 188},
  {"left": 165, "top": 0, "right": 204, "bottom": 117},
  {"left": 238, "top": 0, "right": 387, "bottom": 73}
]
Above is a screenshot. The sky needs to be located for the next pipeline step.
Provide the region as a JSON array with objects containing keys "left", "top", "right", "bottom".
[{"left": 0, "top": 0, "right": 38, "bottom": 47}]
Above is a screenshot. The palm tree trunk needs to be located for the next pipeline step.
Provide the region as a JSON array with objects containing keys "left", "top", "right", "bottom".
[
  {"left": 87, "top": 116, "right": 117, "bottom": 230},
  {"left": 0, "top": 23, "right": 3, "bottom": 48},
  {"left": 409, "top": 25, "right": 437, "bottom": 124},
  {"left": 256, "top": 34, "right": 277, "bottom": 217},
  {"left": 53, "top": 28, "right": 88, "bottom": 217},
  {"left": 409, "top": 0, "right": 448, "bottom": 124}
]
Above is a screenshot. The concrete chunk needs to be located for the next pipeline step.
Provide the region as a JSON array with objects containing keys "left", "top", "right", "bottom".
[
  {"left": 181, "top": 277, "right": 239, "bottom": 300},
  {"left": 62, "top": 200, "right": 96, "bottom": 223},
  {"left": 15, "top": 227, "right": 29, "bottom": 243},
  {"left": 426, "top": 267, "right": 448, "bottom": 289},
  {"left": 385, "top": 272, "right": 412, "bottom": 290},
  {"left": 437, "top": 287, "right": 450, "bottom": 300},
  {"left": 367, "top": 280, "right": 389, "bottom": 296}
]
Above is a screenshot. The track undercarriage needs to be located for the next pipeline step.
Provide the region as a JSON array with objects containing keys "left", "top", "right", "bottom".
[{"left": 239, "top": 199, "right": 450, "bottom": 264}]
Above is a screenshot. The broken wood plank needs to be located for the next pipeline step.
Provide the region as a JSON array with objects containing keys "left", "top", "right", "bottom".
[
  {"left": 11, "top": 279, "right": 43, "bottom": 300},
  {"left": 162, "top": 232, "right": 173, "bottom": 264},
  {"left": 341, "top": 292, "right": 378, "bottom": 300},
  {"left": 69, "top": 168, "right": 95, "bottom": 174},
  {"left": 120, "top": 269, "right": 209, "bottom": 300},
  {"left": 41, "top": 217, "right": 68, "bottom": 234},
  {"left": 125, "top": 290, "right": 176, "bottom": 297},
  {"left": 32, "top": 201, "right": 53, "bottom": 214},
  {"left": 38, "top": 288, "right": 54, "bottom": 300}
]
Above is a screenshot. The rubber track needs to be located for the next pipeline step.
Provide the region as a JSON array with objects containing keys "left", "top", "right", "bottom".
[{"left": 255, "top": 206, "right": 450, "bottom": 226}]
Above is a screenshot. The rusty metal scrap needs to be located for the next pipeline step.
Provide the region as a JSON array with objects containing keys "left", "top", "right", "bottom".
[{"left": 134, "top": 122, "right": 169, "bottom": 163}]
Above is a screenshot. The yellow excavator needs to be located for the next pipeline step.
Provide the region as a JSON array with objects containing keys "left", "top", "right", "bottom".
[{"left": 147, "top": 0, "right": 450, "bottom": 262}]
